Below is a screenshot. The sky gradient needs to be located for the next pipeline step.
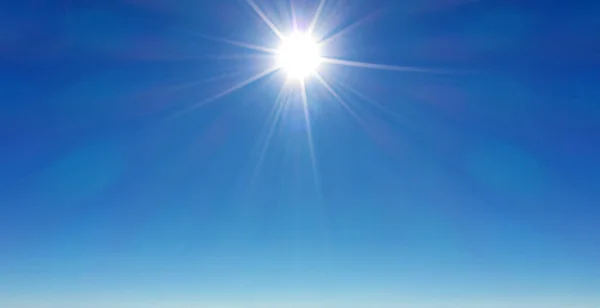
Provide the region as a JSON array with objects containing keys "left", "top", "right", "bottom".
[{"left": 1, "top": 0, "right": 599, "bottom": 307}]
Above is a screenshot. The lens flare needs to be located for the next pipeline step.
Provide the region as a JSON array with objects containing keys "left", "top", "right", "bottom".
[{"left": 170, "top": 0, "right": 447, "bottom": 190}]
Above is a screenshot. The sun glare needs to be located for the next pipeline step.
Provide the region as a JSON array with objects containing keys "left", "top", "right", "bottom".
[
  {"left": 277, "top": 32, "right": 322, "bottom": 80},
  {"left": 173, "top": 0, "right": 438, "bottom": 180}
]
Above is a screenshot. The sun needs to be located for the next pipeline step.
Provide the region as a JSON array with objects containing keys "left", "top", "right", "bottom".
[
  {"left": 276, "top": 32, "right": 322, "bottom": 80},
  {"left": 169, "top": 0, "right": 437, "bottom": 186}
]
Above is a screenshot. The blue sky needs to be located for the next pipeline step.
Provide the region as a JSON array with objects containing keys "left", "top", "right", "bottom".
[{"left": 1, "top": 0, "right": 599, "bottom": 307}]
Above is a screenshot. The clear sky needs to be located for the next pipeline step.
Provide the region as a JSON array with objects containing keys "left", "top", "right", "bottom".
[{"left": 1, "top": 0, "right": 599, "bottom": 307}]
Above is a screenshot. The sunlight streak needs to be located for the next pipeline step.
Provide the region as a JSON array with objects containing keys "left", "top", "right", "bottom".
[
  {"left": 322, "top": 57, "right": 443, "bottom": 73},
  {"left": 195, "top": 54, "right": 275, "bottom": 61},
  {"left": 162, "top": 71, "right": 250, "bottom": 93},
  {"left": 246, "top": 0, "right": 285, "bottom": 39},
  {"left": 314, "top": 73, "right": 366, "bottom": 127},
  {"left": 336, "top": 79, "right": 400, "bottom": 119},
  {"left": 290, "top": 0, "right": 298, "bottom": 31},
  {"left": 308, "top": 0, "right": 327, "bottom": 34},
  {"left": 183, "top": 30, "right": 278, "bottom": 54},
  {"left": 300, "top": 80, "right": 321, "bottom": 190},
  {"left": 316, "top": 74, "right": 399, "bottom": 151},
  {"left": 204, "top": 35, "right": 278, "bottom": 54},
  {"left": 318, "top": 9, "right": 382, "bottom": 45},
  {"left": 248, "top": 83, "right": 290, "bottom": 187},
  {"left": 168, "top": 66, "right": 278, "bottom": 119}
]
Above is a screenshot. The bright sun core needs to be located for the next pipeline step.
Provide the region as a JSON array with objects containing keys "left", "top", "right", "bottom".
[{"left": 277, "top": 32, "right": 322, "bottom": 80}]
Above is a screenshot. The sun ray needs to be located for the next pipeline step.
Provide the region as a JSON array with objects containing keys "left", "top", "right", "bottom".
[
  {"left": 180, "top": 29, "right": 278, "bottom": 54},
  {"left": 194, "top": 53, "right": 275, "bottom": 61},
  {"left": 316, "top": 74, "right": 404, "bottom": 155},
  {"left": 246, "top": 0, "right": 285, "bottom": 39},
  {"left": 161, "top": 70, "right": 251, "bottom": 93},
  {"left": 314, "top": 73, "right": 367, "bottom": 127},
  {"left": 308, "top": 0, "right": 327, "bottom": 34},
  {"left": 300, "top": 80, "right": 321, "bottom": 191},
  {"left": 336, "top": 79, "right": 401, "bottom": 119},
  {"left": 317, "top": 8, "right": 382, "bottom": 45},
  {"left": 203, "top": 34, "right": 278, "bottom": 54},
  {"left": 289, "top": 0, "right": 298, "bottom": 31},
  {"left": 168, "top": 66, "right": 278, "bottom": 119},
  {"left": 322, "top": 57, "right": 446, "bottom": 73},
  {"left": 248, "top": 83, "right": 290, "bottom": 186}
]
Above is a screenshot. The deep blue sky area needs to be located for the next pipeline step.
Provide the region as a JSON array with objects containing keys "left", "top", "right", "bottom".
[{"left": 1, "top": 0, "right": 600, "bottom": 307}]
